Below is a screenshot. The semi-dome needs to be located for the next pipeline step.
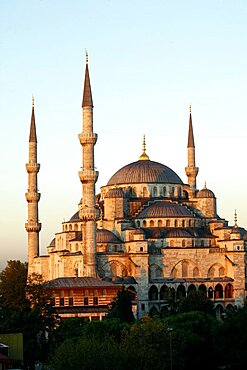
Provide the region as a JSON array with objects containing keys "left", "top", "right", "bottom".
[
  {"left": 96, "top": 229, "right": 122, "bottom": 243},
  {"left": 138, "top": 201, "right": 193, "bottom": 218},
  {"left": 107, "top": 159, "right": 183, "bottom": 186},
  {"left": 166, "top": 229, "right": 192, "bottom": 238}
]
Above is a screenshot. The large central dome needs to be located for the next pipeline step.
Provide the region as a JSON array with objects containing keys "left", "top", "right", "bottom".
[{"left": 107, "top": 159, "right": 183, "bottom": 186}]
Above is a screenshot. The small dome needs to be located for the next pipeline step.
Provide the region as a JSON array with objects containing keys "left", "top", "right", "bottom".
[
  {"left": 70, "top": 211, "right": 80, "bottom": 221},
  {"left": 138, "top": 201, "right": 192, "bottom": 218},
  {"left": 107, "top": 159, "right": 183, "bottom": 186},
  {"left": 197, "top": 187, "right": 215, "bottom": 198},
  {"left": 48, "top": 238, "right": 55, "bottom": 247},
  {"left": 96, "top": 229, "right": 122, "bottom": 243},
  {"left": 166, "top": 229, "right": 192, "bottom": 238},
  {"left": 105, "top": 188, "right": 125, "bottom": 198}
]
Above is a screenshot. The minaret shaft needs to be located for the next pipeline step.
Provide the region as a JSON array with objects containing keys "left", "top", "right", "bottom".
[{"left": 78, "top": 60, "right": 98, "bottom": 277}]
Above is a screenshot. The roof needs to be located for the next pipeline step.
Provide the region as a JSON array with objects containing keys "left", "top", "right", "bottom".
[
  {"left": 46, "top": 277, "right": 116, "bottom": 289},
  {"left": 96, "top": 229, "right": 122, "bottom": 243},
  {"left": 187, "top": 112, "right": 195, "bottom": 148},
  {"left": 107, "top": 159, "right": 183, "bottom": 186},
  {"left": 29, "top": 104, "right": 37, "bottom": 143},
  {"left": 197, "top": 188, "right": 215, "bottom": 198},
  {"left": 137, "top": 201, "right": 193, "bottom": 218},
  {"left": 105, "top": 188, "right": 125, "bottom": 198},
  {"left": 82, "top": 63, "right": 93, "bottom": 107}
]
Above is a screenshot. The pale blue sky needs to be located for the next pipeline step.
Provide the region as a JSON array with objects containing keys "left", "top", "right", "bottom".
[{"left": 0, "top": 0, "right": 246, "bottom": 268}]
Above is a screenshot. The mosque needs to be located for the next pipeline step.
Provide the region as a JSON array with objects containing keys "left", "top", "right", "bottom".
[{"left": 25, "top": 56, "right": 247, "bottom": 319}]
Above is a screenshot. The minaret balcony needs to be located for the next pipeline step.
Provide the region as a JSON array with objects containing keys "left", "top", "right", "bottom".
[
  {"left": 25, "top": 222, "right": 42, "bottom": 232},
  {"left": 79, "top": 207, "right": 98, "bottom": 221},
  {"left": 26, "top": 163, "right": 40, "bottom": 173},
  {"left": 25, "top": 192, "right": 41, "bottom": 202},
  {"left": 185, "top": 166, "right": 199, "bottom": 177},
  {"left": 79, "top": 169, "right": 99, "bottom": 183},
  {"left": 78, "top": 132, "right": 98, "bottom": 146}
]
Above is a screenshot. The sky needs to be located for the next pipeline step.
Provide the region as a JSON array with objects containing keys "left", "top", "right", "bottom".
[{"left": 0, "top": 0, "right": 246, "bottom": 269}]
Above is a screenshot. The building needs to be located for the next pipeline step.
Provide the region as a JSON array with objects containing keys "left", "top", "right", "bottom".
[{"left": 26, "top": 56, "right": 247, "bottom": 319}]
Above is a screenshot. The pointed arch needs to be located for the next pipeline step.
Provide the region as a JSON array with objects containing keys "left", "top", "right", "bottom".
[{"left": 149, "top": 285, "right": 158, "bottom": 301}]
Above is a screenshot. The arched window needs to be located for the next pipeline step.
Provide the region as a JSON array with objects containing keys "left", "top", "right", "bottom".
[
  {"left": 158, "top": 219, "right": 162, "bottom": 227},
  {"left": 150, "top": 220, "right": 154, "bottom": 227},
  {"left": 136, "top": 220, "right": 140, "bottom": 227},
  {"left": 225, "top": 283, "right": 234, "bottom": 298},
  {"left": 140, "top": 247, "right": 143, "bottom": 252},
  {"left": 219, "top": 266, "right": 225, "bottom": 277},
  {"left": 177, "top": 285, "right": 186, "bottom": 299},
  {"left": 170, "top": 240, "right": 174, "bottom": 247},
  {"left": 208, "top": 266, "right": 215, "bottom": 278},
  {"left": 198, "top": 284, "right": 207, "bottom": 296},
  {"left": 187, "top": 284, "right": 196, "bottom": 294},
  {"left": 75, "top": 243, "right": 79, "bottom": 252},
  {"left": 215, "top": 304, "right": 224, "bottom": 320},
  {"left": 69, "top": 224, "right": 72, "bottom": 231},
  {"left": 214, "top": 284, "right": 223, "bottom": 299},
  {"left": 189, "top": 220, "right": 192, "bottom": 227},
  {"left": 182, "top": 261, "right": 189, "bottom": 277},
  {"left": 208, "top": 287, "right": 213, "bottom": 299},
  {"left": 182, "top": 220, "right": 185, "bottom": 227},
  {"left": 193, "top": 267, "right": 199, "bottom": 277},
  {"left": 65, "top": 224, "right": 68, "bottom": 231},
  {"left": 142, "top": 187, "right": 148, "bottom": 197},
  {"left": 149, "top": 285, "right": 158, "bottom": 301},
  {"left": 143, "top": 220, "right": 147, "bottom": 227},
  {"left": 74, "top": 224, "right": 78, "bottom": 231},
  {"left": 166, "top": 220, "right": 170, "bottom": 227},
  {"left": 163, "top": 186, "right": 167, "bottom": 197},
  {"left": 160, "top": 285, "right": 170, "bottom": 300},
  {"left": 153, "top": 187, "right": 157, "bottom": 197},
  {"left": 182, "top": 239, "right": 186, "bottom": 247},
  {"left": 174, "top": 220, "right": 178, "bottom": 227}
]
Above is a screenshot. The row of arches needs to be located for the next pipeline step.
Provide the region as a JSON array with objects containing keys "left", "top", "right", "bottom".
[
  {"left": 136, "top": 218, "right": 198, "bottom": 228},
  {"left": 148, "top": 283, "right": 234, "bottom": 301},
  {"left": 149, "top": 302, "right": 235, "bottom": 319}
]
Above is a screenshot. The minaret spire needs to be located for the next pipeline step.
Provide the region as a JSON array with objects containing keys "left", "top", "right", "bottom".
[
  {"left": 82, "top": 50, "right": 93, "bottom": 108},
  {"left": 25, "top": 97, "right": 41, "bottom": 274},
  {"left": 78, "top": 53, "right": 98, "bottom": 277},
  {"left": 185, "top": 105, "right": 199, "bottom": 189}
]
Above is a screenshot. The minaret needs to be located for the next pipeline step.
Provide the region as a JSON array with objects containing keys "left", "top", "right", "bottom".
[
  {"left": 78, "top": 52, "right": 98, "bottom": 277},
  {"left": 185, "top": 105, "right": 199, "bottom": 189},
  {"left": 25, "top": 97, "right": 41, "bottom": 272}
]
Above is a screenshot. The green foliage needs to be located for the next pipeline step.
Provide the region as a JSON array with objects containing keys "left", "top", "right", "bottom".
[
  {"left": 216, "top": 303, "right": 247, "bottom": 370},
  {"left": 107, "top": 287, "right": 135, "bottom": 322},
  {"left": 0, "top": 261, "right": 58, "bottom": 370},
  {"left": 178, "top": 290, "right": 215, "bottom": 315}
]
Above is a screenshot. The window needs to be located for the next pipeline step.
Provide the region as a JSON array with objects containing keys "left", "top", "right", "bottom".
[
  {"left": 59, "top": 298, "right": 64, "bottom": 306},
  {"left": 69, "top": 297, "right": 73, "bottom": 306},
  {"left": 84, "top": 297, "right": 89, "bottom": 306},
  {"left": 93, "top": 297, "right": 98, "bottom": 305},
  {"left": 141, "top": 303, "right": 145, "bottom": 311}
]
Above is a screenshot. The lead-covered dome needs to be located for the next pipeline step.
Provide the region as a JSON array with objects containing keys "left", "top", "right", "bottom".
[
  {"left": 138, "top": 201, "right": 193, "bottom": 218},
  {"left": 107, "top": 160, "right": 183, "bottom": 186}
]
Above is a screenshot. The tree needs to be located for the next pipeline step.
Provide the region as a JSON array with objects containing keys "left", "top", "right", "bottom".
[
  {"left": 107, "top": 287, "right": 135, "bottom": 322},
  {"left": 178, "top": 290, "right": 215, "bottom": 315},
  {"left": 0, "top": 261, "right": 58, "bottom": 369}
]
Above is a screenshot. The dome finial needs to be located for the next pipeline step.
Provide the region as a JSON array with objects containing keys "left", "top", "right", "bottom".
[
  {"left": 139, "top": 135, "right": 150, "bottom": 161},
  {"left": 204, "top": 181, "right": 207, "bottom": 189},
  {"left": 32, "top": 95, "right": 35, "bottom": 108},
  {"left": 189, "top": 104, "right": 192, "bottom": 114},
  {"left": 234, "top": 209, "right": 238, "bottom": 228},
  {"left": 85, "top": 49, "right": 88, "bottom": 64}
]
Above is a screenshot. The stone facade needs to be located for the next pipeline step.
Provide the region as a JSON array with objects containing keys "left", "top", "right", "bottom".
[{"left": 26, "top": 60, "right": 247, "bottom": 319}]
